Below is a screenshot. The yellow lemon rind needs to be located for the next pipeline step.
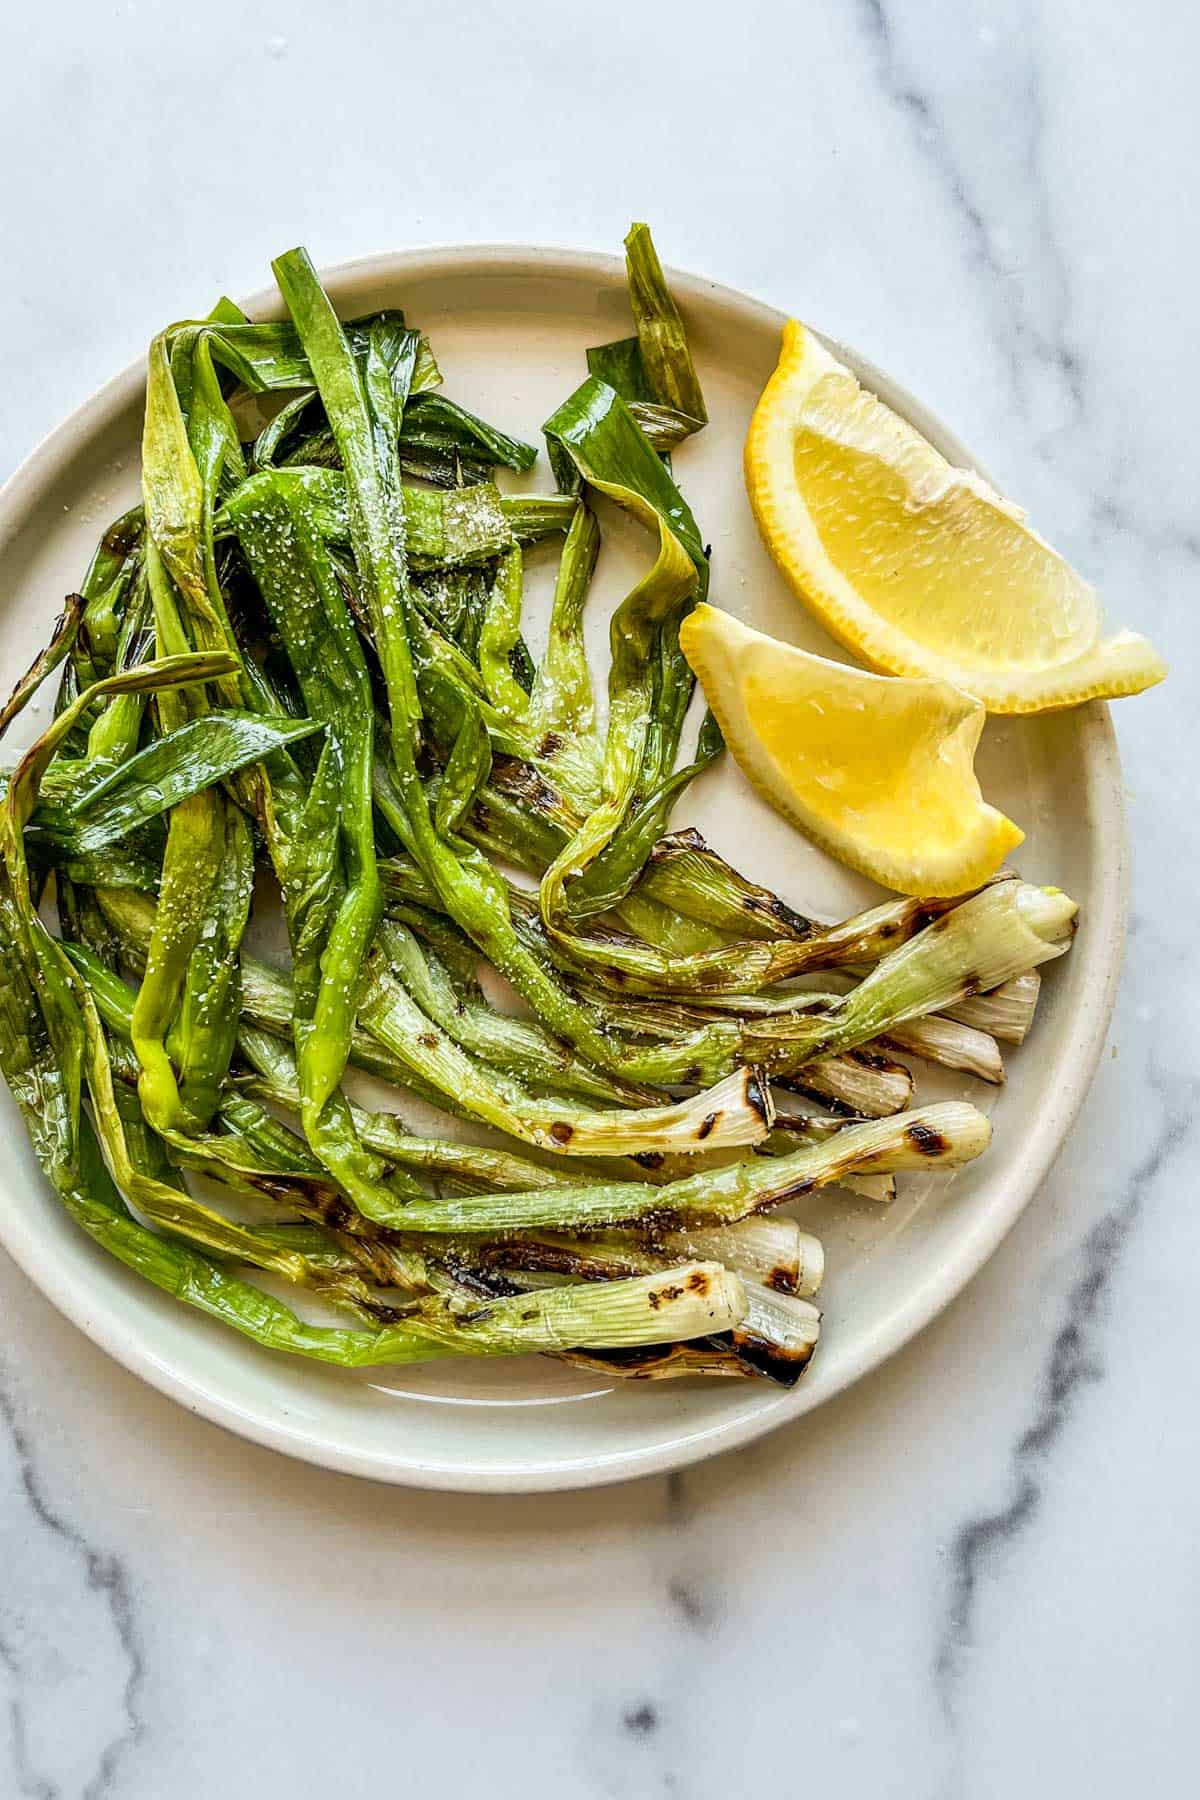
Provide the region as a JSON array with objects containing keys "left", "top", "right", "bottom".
[
  {"left": 745, "top": 321, "right": 1167, "bottom": 714},
  {"left": 679, "top": 606, "right": 1025, "bottom": 898}
]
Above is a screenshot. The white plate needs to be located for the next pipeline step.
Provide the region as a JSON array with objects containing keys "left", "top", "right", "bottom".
[{"left": 0, "top": 247, "right": 1125, "bottom": 1491}]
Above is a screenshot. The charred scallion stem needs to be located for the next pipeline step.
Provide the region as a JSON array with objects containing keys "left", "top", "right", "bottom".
[
  {"left": 374, "top": 919, "right": 652, "bottom": 1106},
  {"left": 232, "top": 1030, "right": 660, "bottom": 1201},
  {"left": 884, "top": 1015, "right": 1005, "bottom": 1085},
  {"left": 945, "top": 971, "right": 1041, "bottom": 1044},
  {"left": 289, "top": 1103, "right": 990, "bottom": 1234},
  {"left": 489, "top": 1216, "right": 824, "bottom": 1299},
  {"left": 774, "top": 1049, "right": 914, "bottom": 1118},
  {"left": 727, "top": 1283, "right": 821, "bottom": 1384},
  {"left": 742, "top": 883, "right": 1077, "bottom": 1077},
  {"left": 357, "top": 951, "right": 772, "bottom": 1159}
]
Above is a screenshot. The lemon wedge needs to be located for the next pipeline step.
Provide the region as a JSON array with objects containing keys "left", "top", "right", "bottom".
[
  {"left": 679, "top": 603, "right": 1023, "bottom": 896},
  {"left": 745, "top": 321, "right": 1166, "bottom": 713}
]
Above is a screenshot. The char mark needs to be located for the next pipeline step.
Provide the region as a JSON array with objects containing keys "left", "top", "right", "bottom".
[
  {"left": 907, "top": 1120, "right": 948, "bottom": 1157},
  {"left": 744, "top": 1070, "right": 770, "bottom": 1124}
]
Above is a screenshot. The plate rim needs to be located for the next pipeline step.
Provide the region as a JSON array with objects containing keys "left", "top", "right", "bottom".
[{"left": 0, "top": 243, "right": 1127, "bottom": 1491}]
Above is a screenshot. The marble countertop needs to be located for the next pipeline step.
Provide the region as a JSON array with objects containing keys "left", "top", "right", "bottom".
[{"left": 1, "top": 1, "right": 1196, "bottom": 1793}]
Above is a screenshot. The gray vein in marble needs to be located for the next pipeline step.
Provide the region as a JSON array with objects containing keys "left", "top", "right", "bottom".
[
  {"left": 599, "top": 1472, "right": 720, "bottom": 1783},
  {"left": 664, "top": 1471, "right": 689, "bottom": 1522},
  {"left": 0, "top": 1367, "right": 145, "bottom": 1800},
  {"left": 0, "top": 1633, "right": 45, "bottom": 1800},
  {"left": 1087, "top": 494, "right": 1200, "bottom": 565},
  {"left": 933, "top": 1065, "right": 1197, "bottom": 1750},
  {"left": 666, "top": 1578, "right": 715, "bottom": 1634},
  {"left": 856, "top": 0, "right": 1083, "bottom": 430},
  {"left": 660, "top": 1471, "right": 719, "bottom": 1635}
]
